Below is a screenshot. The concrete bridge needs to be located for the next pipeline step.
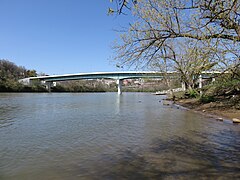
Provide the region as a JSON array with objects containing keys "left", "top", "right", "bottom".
[{"left": 19, "top": 71, "right": 221, "bottom": 94}]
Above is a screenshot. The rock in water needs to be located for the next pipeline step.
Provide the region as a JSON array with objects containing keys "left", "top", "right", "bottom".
[
  {"left": 216, "top": 117, "right": 223, "bottom": 121},
  {"left": 232, "top": 118, "right": 240, "bottom": 123},
  {"left": 163, "top": 100, "right": 171, "bottom": 106}
]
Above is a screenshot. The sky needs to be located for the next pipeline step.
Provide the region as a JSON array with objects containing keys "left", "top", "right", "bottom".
[{"left": 0, "top": 0, "right": 132, "bottom": 75}]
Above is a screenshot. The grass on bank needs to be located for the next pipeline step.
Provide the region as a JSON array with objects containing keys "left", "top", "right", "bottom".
[{"left": 172, "top": 79, "right": 240, "bottom": 110}]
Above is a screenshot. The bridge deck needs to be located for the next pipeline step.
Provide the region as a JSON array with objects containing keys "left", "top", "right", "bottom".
[{"left": 28, "top": 71, "right": 221, "bottom": 82}]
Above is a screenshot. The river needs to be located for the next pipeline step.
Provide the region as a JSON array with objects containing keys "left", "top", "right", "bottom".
[{"left": 0, "top": 93, "right": 240, "bottom": 179}]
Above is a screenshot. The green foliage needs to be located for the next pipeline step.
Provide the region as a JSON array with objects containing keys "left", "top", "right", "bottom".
[
  {"left": 174, "top": 91, "right": 185, "bottom": 99},
  {"left": 0, "top": 59, "right": 36, "bottom": 81},
  {"left": 51, "top": 81, "right": 107, "bottom": 93},
  {"left": 203, "top": 79, "right": 240, "bottom": 97},
  {"left": 107, "top": 8, "right": 115, "bottom": 15},
  {"left": 26, "top": 70, "right": 37, "bottom": 77},
  {"left": 0, "top": 59, "right": 41, "bottom": 92},
  {"left": 28, "top": 85, "right": 48, "bottom": 92},
  {"left": 199, "top": 95, "right": 215, "bottom": 103},
  {"left": 185, "top": 89, "right": 199, "bottom": 98},
  {"left": 200, "top": 75, "right": 239, "bottom": 104},
  {"left": 51, "top": 84, "right": 67, "bottom": 92}
]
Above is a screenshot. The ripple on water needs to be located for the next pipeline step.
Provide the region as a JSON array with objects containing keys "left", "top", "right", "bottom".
[
  {"left": 0, "top": 93, "right": 240, "bottom": 179},
  {"left": 0, "top": 104, "right": 20, "bottom": 128}
]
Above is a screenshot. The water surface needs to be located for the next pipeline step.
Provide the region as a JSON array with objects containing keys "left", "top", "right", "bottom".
[{"left": 0, "top": 93, "right": 240, "bottom": 179}]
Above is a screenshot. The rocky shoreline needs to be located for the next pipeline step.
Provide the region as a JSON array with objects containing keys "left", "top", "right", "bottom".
[{"left": 174, "top": 98, "right": 240, "bottom": 123}]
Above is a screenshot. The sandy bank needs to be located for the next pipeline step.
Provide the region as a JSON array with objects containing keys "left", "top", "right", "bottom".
[{"left": 175, "top": 98, "right": 240, "bottom": 121}]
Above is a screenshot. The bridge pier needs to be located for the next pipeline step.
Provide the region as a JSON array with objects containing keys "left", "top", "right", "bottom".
[
  {"left": 199, "top": 74, "right": 203, "bottom": 95},
  {"left": 199, "top": 74, "right": 203, "bottom": 89},
  {"left": 117, "top": 79, "right": 123, "bottom": 95},
  {"left": 46, "top": 82, "right": 53, "bottom": 92},
  {"left": 212, "top": 77, "right": 216, "bottom": 82}
]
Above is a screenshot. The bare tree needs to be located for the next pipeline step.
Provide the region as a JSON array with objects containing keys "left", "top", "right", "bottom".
[
  {"left": 112, "top": 0, "right": 240, "bottom": 89},
  {"left": 108, "top": 0, "right": 137, "bottom": 15}
]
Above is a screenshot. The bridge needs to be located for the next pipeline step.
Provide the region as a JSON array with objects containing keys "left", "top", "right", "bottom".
[{"left": 19, "top": 71, "right": 221, "bottom": 94}]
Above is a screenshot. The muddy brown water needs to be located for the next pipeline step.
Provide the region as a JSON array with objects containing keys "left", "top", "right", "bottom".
[{"left": 0, "top": 93, "right": 240, "bottom": 179}]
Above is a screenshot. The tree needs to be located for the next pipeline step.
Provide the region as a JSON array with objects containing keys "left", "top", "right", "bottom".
[
  {"left": 26, "top": 70, "right": 37, "bottom": 77},
  {"left": 113, "top": 0, "right": 240, "bottom": 90},
  {"left": 0, "top": 59, "right": 40, "bottom": 92},
  {"left": 108, "top": 0, "right": 137, "bottom": 15},
  {"left": 110, "top": 0, "right": 240, "bottom": 39}
]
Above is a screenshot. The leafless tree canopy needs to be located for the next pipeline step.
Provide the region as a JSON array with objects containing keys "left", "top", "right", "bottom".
[
  {"left": 113, "top": 0, "right": 239, "bottom": 67},
  {"left": 112, "top": 0, "right": 239, "bottom": 89},
  {"left": 108, "top": 0, "right": 137, "bottom": 15}
]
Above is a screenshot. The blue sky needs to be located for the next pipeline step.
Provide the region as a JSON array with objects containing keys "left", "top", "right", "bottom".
[{"left": 0, "top": 0, "right": 131, "bottom": 74}]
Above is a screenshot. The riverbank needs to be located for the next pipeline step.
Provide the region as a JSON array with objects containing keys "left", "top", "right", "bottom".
[{"left": 175, "top": 98, "right": 240, "bottom": 121}]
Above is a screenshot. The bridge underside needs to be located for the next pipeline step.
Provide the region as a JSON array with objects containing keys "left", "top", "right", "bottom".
[
  {"left": 27, "top": 72, "right": 176, "bottom": 94},
  {"left": 35, "top": 76, "right": 169, "bottom": 94}
]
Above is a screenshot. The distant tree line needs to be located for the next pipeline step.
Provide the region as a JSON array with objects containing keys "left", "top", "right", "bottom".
[
  {"left": 0, "top": 59, "right": 47, "bottom": 92},
  {"left": 0, "top": 59, "right": 109, "bottom": 93},
  {"left": 52, "top": 80, "right": 108, "bottom": 93},
  {"left": 0, "top": 59, "right": 177, "bottom": 93}
]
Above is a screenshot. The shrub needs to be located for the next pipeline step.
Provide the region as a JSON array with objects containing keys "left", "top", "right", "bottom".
[
  {"left": 185, "top": 89, "right": 199, "bottom": 98},
  {"left": 200, "top": 95, "right": 215, "bottom": 103},
  {"left": 202, "top": 79, "right": 240, "bottom": 97}
]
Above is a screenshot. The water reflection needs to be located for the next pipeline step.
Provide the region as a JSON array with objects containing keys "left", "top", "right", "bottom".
[
  {"left": 114, "top": 94, "right": 121, "bottom": 115},
  {"left": 90, "top": 131, "right": 240, "bottom": 179}
]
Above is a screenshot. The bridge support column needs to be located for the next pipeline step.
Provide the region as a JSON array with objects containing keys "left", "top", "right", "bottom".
[
  {"left": 117, "top": 79, "right": 123, "bottom": 95},
  {"left": 199, "top": 74, "right": 203, "bottom": 95},
  {"left": 199, "top": 74, "right": 203, "bottom": 89},
  {"left": 46, "top": 82, "right": 53, "bottom": 92}
]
